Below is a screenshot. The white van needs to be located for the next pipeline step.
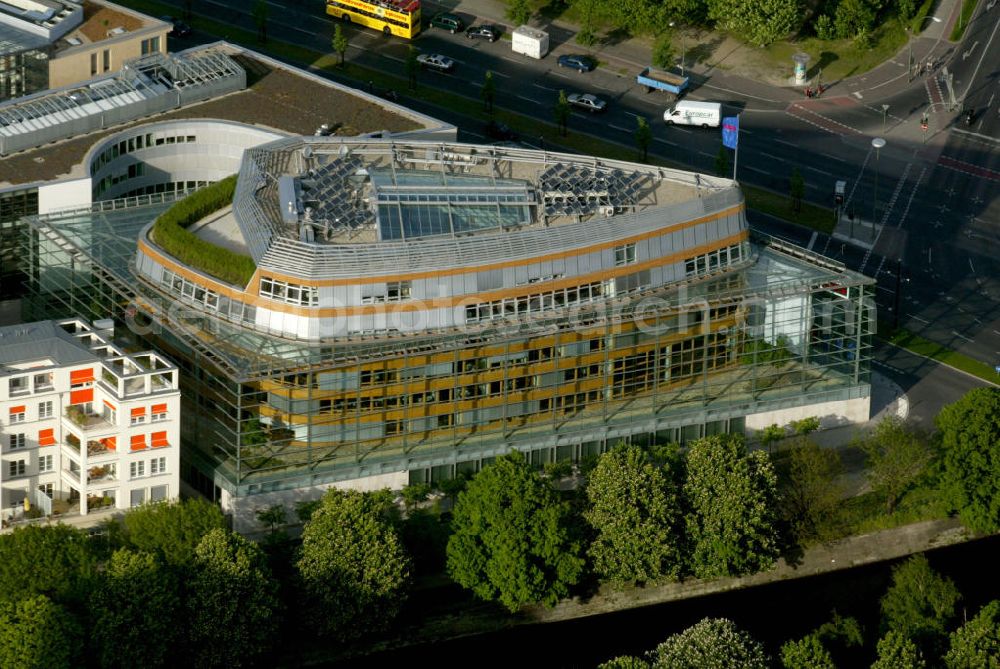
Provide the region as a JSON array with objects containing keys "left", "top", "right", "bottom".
[
  {"left": 663, "top": 101, "right": 722, "bottom": 128},
  {"left": 512, "top": 25, "right": 549, "bottom": 59}
]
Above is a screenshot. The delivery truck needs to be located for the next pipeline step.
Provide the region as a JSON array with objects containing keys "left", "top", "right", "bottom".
[
  {"left": 512, "top": 25, "right": 549, "bottom": 59},
  {"left": 663, "top": 100, "right": 722, "bottom": 128},
  {"left": 636, "top": 66, "right": 689, "bottom": 98}
]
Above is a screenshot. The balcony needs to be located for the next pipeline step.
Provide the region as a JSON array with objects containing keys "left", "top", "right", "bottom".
[
  {"left": 87, "top": 439, "right": 116, "bottom": 458},
  {"left": 87, "top": 465, "right": 117, "bottom": 485},
  {"left": 64, "top": 406, "right": 112, "bottom": 432}
]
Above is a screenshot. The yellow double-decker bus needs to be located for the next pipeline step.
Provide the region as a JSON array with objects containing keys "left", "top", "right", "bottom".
[{"left": 326, "top": 0, "right": 421, "bottom": 38}]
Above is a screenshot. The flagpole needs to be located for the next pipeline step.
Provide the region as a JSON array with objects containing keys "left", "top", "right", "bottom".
[{"left": 732, "top": 113, "right": 740, "bottom": 182}]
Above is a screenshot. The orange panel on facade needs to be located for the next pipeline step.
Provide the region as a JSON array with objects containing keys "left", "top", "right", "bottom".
[
  {"left": 131, "top": 407, "right": 146, "bottom": 417},
  {"left": 38, "top": 428, "right": 55, "bottom": 446},
  {"left": 8, "top": 405, "right": 25, "bottom": 414},
  {"left": 151, "top": 431, "right": 169, "bottom": 447},
  {"left": 151, "top": 403, "right": 167, "bottom": 414},
  {"left": 69, "top": 388, "right": 93, "bottom": 405},
  {"left": 70, "top": 368, "right": 95, "bottom": 384},
  {"left": 101, "top": 436, "right": 117, "bottom": 451},
  {"left": 130, "top": 434, "right": 147, "bottom": 451},
  {"left": 103, "top": 399, "right": 117, "bottom": 411}
]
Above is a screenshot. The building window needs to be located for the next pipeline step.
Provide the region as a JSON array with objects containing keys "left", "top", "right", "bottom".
[
  {"left": 90, "top": 52, "right": 97, "bottom": 75},
  {"left": 8, "top": 376, "right": 28, "bottom": 395},
  {"left": 140, "top": 36, "right": 161, "bottom": 55},
  {"left": 130, "top": 488, "right": 146, "bottom": 507},
  {"left": 150, "top": 404, "right": 167, "bottom": 422},
  {"left": 8, "top": 434, "right": 25, "bottom": 450},
  {"left": 386, "top": 281, "right": 411, "bottom": 301},
  {"left": 614, "top": 243, "right": 636, "bottom": 266},
  {"left": 38, "top": 455, "right": 53, "bottom": 473},
  {"left": 131, "top": 407, "right": 146, "bottom": 425},
  {"left": 8, "top": 460, "right": 25, "bottom": 477},
  {"left": 150, "top": 485, "right": 168, "bottom": 502},
  {"left": 37, "top": 401, "right": 53, "bottom": 419},
  {"left": 150, "top": 457, "right": 166, "bottom": 475},
  {"left": 130, "top": 461, "right": 146, "bottom": 479},
  {"left": 102, "top": 49, "right": 110, "bottom": 72},
  {"left": 38, "top": 483, "right": 53, "bottom": 499},
  {"left": 8, "top": 406, "right": 25, "bottom": 423},
  {"left": 33, "top": 373, "right": 53, "bottom": 391}
]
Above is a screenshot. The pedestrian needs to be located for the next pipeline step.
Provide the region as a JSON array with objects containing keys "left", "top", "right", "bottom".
[
  {"left": 805, "top": 87, "right": 812, "bottom": 99},
  {"left": 368, "top": 80, "right": 374, "bottom": 94}
]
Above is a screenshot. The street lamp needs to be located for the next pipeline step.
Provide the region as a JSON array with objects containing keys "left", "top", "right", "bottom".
[
  {"left": 668, "top": 21, "right": 686, "bottom": 76},
  {"left": 871, "top": 137, "right": 886, "bottom": 240},
  {"left": 881, "top": 104, "right": 890, "bottom": 133},
  {"left": 907, "top": 16, "right": 941, "bottom": 82}
]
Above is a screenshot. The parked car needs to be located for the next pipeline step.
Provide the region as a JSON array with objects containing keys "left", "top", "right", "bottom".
[
  {"left": 160, "top": 15, "right": 192, "bottom": 38},
  {"left": 465, "top": 24, "right": 500, "bottom": 42},
  {"left": 567, "top": 92, "right": 607, "bottom": 113},
  {"left": 557, "top": 54, "right": 596, "bottom": 72},
  {"left": 484, "top": 120, "right": 517, "bottom": 141},
  {"left": 430, "top": 12, "right": 464, "bottom": 33},
  {"left": 416, "top": 53, "right": 455, "bottom": 72}
]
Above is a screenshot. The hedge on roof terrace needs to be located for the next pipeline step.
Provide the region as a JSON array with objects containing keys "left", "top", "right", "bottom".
[{"left": 151, "top": 175, "right": 257, "bottom": 287}]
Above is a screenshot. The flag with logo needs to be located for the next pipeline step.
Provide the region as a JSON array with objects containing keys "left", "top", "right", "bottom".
[{"left": 721, "top": 116, "right": 739, "bottom": 149}]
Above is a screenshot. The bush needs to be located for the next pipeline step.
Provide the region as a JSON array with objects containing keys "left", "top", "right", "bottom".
[{"left": 151, "top": 175, "right": 256, "bottom": 286}]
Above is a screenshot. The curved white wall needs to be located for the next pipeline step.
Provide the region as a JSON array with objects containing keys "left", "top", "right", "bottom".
[{"left": 86, "top": 120, "right": 285, "bottom": 201}]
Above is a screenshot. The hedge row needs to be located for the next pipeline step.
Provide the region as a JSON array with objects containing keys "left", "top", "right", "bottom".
[{"left": 151, "top": 175, "right": 257, "bottom": 287}]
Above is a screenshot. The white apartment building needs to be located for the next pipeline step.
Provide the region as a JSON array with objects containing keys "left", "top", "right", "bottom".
[{"left": 0, "top": 317, "right": 180, "bottom": 520}]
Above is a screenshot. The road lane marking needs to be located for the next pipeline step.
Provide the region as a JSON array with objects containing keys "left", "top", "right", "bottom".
[
  {"left": 761, "top": 152, "right": 785, "bottom": 162},
  {"left": 653, "top": 137, "right": 679, "bottom": 147},
  {"left": 951, "top": 331, "right": 974, "bottom": 343},
  {"left": 908, "top": 314, "right": 929, "bottom": 323},
  {"left": 745, "top": 166, "right": 769, "bottom": 175},
  {"left": 532, "top": 83, "right": 557, "bottom": 91},
  {"left": 820, "top": 152, "right": 847, "bottom": 163},
  {"left": 516, "top": 95, "right": 539, "bottom": 104},
  {"left": 775, "top": 138, "right": 798, "bottom": 148},
  {"left": 804, "top": 165, "right": 834, "bottom": 176},
  {"left": 609, "top": 124, "right": 631, "bottom": 132}
]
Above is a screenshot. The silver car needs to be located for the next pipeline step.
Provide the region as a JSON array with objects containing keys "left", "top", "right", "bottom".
[
  {"left": 567, "top": 92, "right": 607, "bottom": 113},
  {"left": 416, "top": 53, "right": 455, "bottom": 72}
]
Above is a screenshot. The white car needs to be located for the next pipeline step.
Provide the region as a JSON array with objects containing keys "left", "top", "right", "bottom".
[
  {"left": 567, "top": 92, "right": 607, "bottom": 113},
  {"left": 416, "top": 53, "right": 455, "bottom": 72}
]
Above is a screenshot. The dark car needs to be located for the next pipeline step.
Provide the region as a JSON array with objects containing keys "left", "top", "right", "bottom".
[
  {"left": 485, "top": 120, "right": 517, "bottom": 142},
  {"left": 557, "top": 54, "right": 596, "bottom": 73},
  {"left": 465, "top": 24, "right": 500, "bottom": 42},
  {"left": 161, "top": 15, "right": 192, "bottom": 38},
  {"left": 430, "top": 12, "right": 464, "bottom": 33}
]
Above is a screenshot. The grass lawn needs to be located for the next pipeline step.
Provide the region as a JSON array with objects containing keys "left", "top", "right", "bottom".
[
  {"left": 885, "top": 329, "right": 1000, "bottom": 384},
  {"left": 760, "top": 20, "right": 908, "bottom": 82},
  {"left": 950, "top": 0, "right": 977, "bottom": 40},
  {"left": 743, "top": 185, "right": 836, "bottom": 234}
]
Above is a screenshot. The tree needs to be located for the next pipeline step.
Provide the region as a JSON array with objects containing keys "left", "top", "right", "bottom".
[
  {"left": 447, "top": 452, "right": 584, "bottom": 612},
  {"left": 683, "top": 434, "right": 780, "bottom": 578},
  {"left": 506, "top": 0, "right": 532, "bottom": 26},
  {"left": 758, "top": 423, "right": 786, "bottom": 450},
  {"left": 790, "top": 416, "right": 821, "bottom": 436},
  {"left": 252, "top": 0, "right": 269, "bottom": 43},
  {"left": 781, "top": 633, "right": 835, "bottom": 669},
  {"left": 943, "top": 600, "right": 1000, "bottom": 668},
  {"left": 0, "top": 595, "right": 81, "bottom": 669},
  {"left": 600, "top": 657, "right": 650, "bottom": 669},
  {"left": 834, "top": 0, "right": 875, "bottom": 39},
  {"left": 401, "top": 482, "right": 432, "bottom": 510},
  {"left": 650, "top": 617, "right": 769, "bottom": 668},
  {"left": 575, "top": 0, "right": 599, "bottom": 46},
  {"left": 936, "top": 387, "right": 1000, "bottom": 533},
  {"left": 871, "top": 630, "right": 926, "bottom": 669},
  {"left": 482, "top": 70, "right": 496, "bottom": 114},
  {"left": 122, "top": 498, "right": 226, "bottom": 566},
  {"left": 0, "top": 525, "right": 95, "bottom": 605},
  {"left": 256, "top": 504, "right": 286, "bottom": 536},
  {"left": 861, "top": 417, "right": 933, "bottom": 513},
  {"left": 715, "top": 147, "right": 730, "bottom": 177},
  {"left": 635, "top": 116, "right": 653, "bottom": 162},
  {"left": 555, "top": 90, "right": 571, "bottom": 136},
  {"left": 652, "top": 33, "right": 675, "bottom": 70},
  {"left": 332, "top": 24, "right": 349, "bottom": 67},
  {"left": 405, "top": 46, "right": 419, "bottom": 89},
  {"left": 790, "top": 168, "right": 805, "bottom": 212},
  {"left": 584, "top": 444, "right": 684, "bottom": 585},
  {"left": 782, "top": 438, "right": 845, "bottom": 542},
  {"left": 707, "top": 0, "right": 801, "bottom": 46},
  {"left": 90, "top": 549, "right": 182, "bottom": 669},
  {"left": 188, "top": 528, "right": 282, "bottom": 668},
  {"left": 898, "top": 0, "right": 917, "bottom": 21},
  {"left": 881, "top": 555, "right": 961, "bottom": 657},
  {"left": 297, "top": 489, "right": 410, "bottom": 639}
]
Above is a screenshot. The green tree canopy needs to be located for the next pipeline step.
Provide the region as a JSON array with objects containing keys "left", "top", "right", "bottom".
[
  {"left": 332, "top": 24, "right": 349, "bottom": 66},
  {"left": 781, "top": 633, "right": 835, "bottom": 668},
  {"left": 635, "top": 116, "right": 653, "bottom": 161},
  {"left": 714, "top": 146, "right": 730, "bottom": 177},
  {"left": 188, "top": 528, "right": 282, "bottom": 668},
  {"left": 936, "top": 387, "right": 1000, "bottom": 533},
  {"left": 481, "top": 70, "right": 496, "bottom": 113},
  {"left": 684, "top": 434, "right": 780, "bottom": 578},
  {"left": 650, "top": 617, "right": 769, "bottom": 668},
  {"left": 89, "top": 549, "right": 181, "bottom": 668},
  {"left": 555, "top": 90, "right": 571, "bottom": 136},
  {"left": 297, "top": 489, "right": 410, "bottom": 639},
  {"left": 0, "top": 525, "right": 95, "bottom": 604},
  {"left": 585, "top": 444, "right": 685, "bottom": 584},
  {"left": 871, "top": 630, "right": 926, "bottom": 669},
  {"left": 0, "top": 594, "right": 81, "bottom": 669},
  {"left": 790, "top": 168, "right": 805, "bottom": 212},
  {"left": 943, "top": 599, "right": 1000, "bottom": 669},
  {"left": 447, "top": 451, "right": 584, "bottom": 612},
  {"left": 781, "top": 438, "right": 845, "bottom": 542},
  {"left": 122, "top": 498, "right": 227, "bottom": 566},
  {"left": 599, "top": 656, "right": 650, "bottom": 669},
  {"left": 861, "top": 416, "right": 933, "bottom": 513},
  {"left": 708, "top": 0, "right": 801, "bottom": 46},
  {"left": 880, "top": 555, "right": 961, "bottom": 657},
  {"left": 505, "top": 0, "right": 532, "bottom": 25}
]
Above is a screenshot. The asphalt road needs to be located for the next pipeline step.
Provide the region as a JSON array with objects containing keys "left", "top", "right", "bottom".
[{"left": 165, "top": 0, "right": 1000, "bottom": 373}]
